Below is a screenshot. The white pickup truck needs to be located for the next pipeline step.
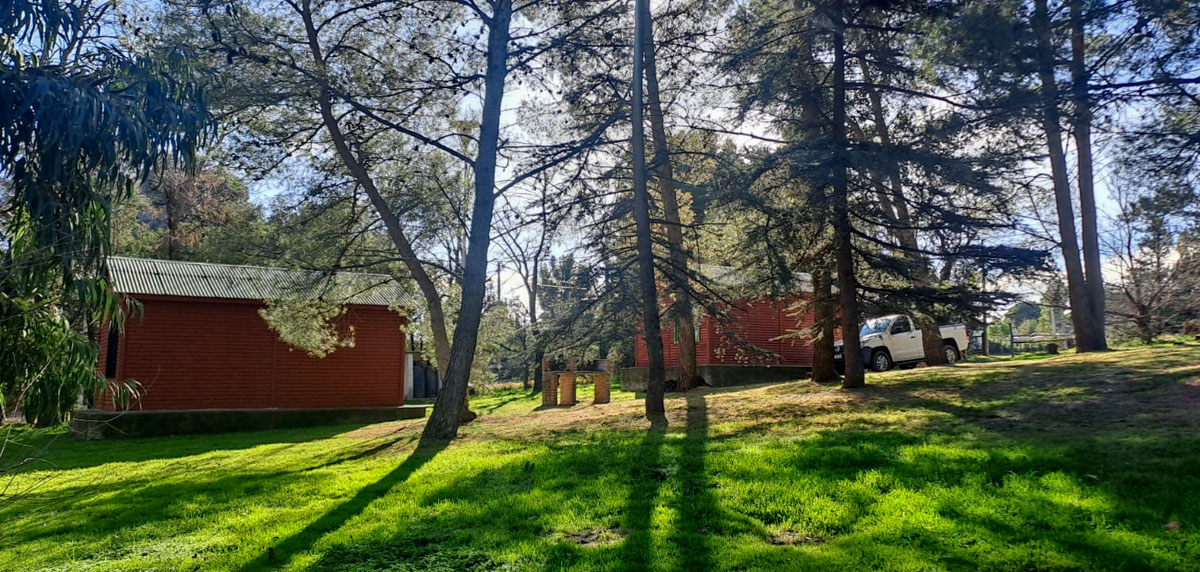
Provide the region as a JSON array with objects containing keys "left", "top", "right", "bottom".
[{"left": 834, "top": 314, "right": 969, "bottom": 372}]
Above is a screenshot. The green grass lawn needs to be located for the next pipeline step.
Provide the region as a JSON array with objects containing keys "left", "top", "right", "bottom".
[{"left": 3, "top": 346, "right": 1200, "bottom": 571}]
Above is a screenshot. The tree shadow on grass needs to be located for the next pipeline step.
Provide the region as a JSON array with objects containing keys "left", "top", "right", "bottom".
[
  {"left": 299, "top": 351, "right": 1200, "bottom": 570},
  {"left": 300, "top": 351, "right": 1200, "bottom": 570},
  {"left": 237, "top": 436, "right": 449, "bottom": 571},
  {"left": 0, "top": 467, "right": 308, "bottom": 561},
  {"left": 849, "top": 353, "right": 1200, "bottom": 443},
  {"left": 303, "top": 428, "right": 658, "bottom": 570},
  {"left": 258, "top": 423, "right": 1195, "bottom": 571},
  {"left": 303, "top": 434, "right": 420, "bottom": 472},
  {"left": 475, "top": 391, "right": 536, "bottom": 415},
  {"left": 12, "top": 350, "right": 1200, "bottom": 570},
  {"left": 616, "top": 413, "right": 668, "bottom": 570},
  {"left": 7, "top": 424, "right": 368, "bottom": 474},
  {"left": 705, "top": 347, "right": 1200, "bottom": 448},
  {"left": 711, "top": 426, "right": 1200, "bottom": 570},
  {"left": 0, "top": 430, "right": 444, "bottom": 570},
  {"left": 673, "top": 393, "right": 715, "bottom": 570}
]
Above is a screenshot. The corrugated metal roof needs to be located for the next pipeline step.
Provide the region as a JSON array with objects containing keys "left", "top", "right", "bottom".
[{"left": 107, "top": 257, "right": 417, "bottom": 307}]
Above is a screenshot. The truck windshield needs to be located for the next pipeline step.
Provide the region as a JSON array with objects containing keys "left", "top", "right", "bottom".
[{"left": 860, "top": 318, "right": 891, "bottom": 337}]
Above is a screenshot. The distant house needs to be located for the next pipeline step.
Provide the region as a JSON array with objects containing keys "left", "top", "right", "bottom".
[
  {"left": 623, "top": 267, "right": 818, "bottom": 390},
  {"left": 76, "top": 257, "right": 423, "bottom": 438}
]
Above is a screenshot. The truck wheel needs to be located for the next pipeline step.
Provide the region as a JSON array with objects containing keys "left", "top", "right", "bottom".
[
  {"left": 870, "top": 350, "right": 893, "bottom": 372},
  {"left": 944, "top": 343, "right": 960, "bottom": 364}
]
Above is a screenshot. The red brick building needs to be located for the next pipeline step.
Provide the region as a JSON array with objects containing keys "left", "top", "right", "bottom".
[
  {"left": 624, "top": 267, "right": 818, "bottom": 389},
  {"left": 79, "top": 257, "right": 422, "bottom": 437}
]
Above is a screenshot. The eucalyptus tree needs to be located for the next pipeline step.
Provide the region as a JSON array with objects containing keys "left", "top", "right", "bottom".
[
  {"left": 928, "top": 0, "right": 1200, "bottom": 352},
  {"left": 640, "top": 0, "right": 718, "bottom": 391},
  {"left": 1, "top": 0, "right": 210, "bottom": 423},
  {"left": 159, "top": 0, "right": 456, "bottom": 387},
  {"left": 628, "top": 0, "right": 669, "bottom": 411},
  {"left": 1027, "top": 0, "right": 1108, "bottom": 351},
  {"left": 723, "top": 0, "right": 902, "bottom": 387},
  {"left": 173, "top": 0, "right": 619, "bottom": 438},
  {"left": 543, "top": 0, "right": 724, "bottom": 407}
]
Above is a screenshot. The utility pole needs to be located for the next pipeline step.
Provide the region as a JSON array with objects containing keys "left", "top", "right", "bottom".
[
  {"left": 1010, "top": 321, "right": 1017, "bottom": 356},
  {"left": 981, "top": 268, "right": 989, "bottom": 356},
  {"left": 495, "top": 260, "right": 503, "bottom": 301}
]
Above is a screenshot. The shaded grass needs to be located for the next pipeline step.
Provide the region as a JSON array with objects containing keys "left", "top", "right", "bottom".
[{"left": 2, "top": 346, "right": 1199, "bottom": 570}]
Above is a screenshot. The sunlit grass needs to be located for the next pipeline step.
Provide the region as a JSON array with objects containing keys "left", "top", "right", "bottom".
[{"left": 2, "top": 345, "right": 1199, "bottom": 570}]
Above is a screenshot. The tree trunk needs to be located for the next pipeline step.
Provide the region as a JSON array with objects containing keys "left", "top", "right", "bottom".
[
  {"left": 530, "top": 285, "right": 543, "bottom": 393},
  {"left": 318, "top": 95, "right": 453, "bottom": 395},
  {"left": 422, "top": 0, "right": 511, "bottom": 440},
  {"left": 532, "top": 348, "right": 544, "bottom": 392},
  {"left": 797, "top": 33, "right": 836, "bottom": 384},
  {"left": 427, "top": 299, "right": 452, "bottom": 379},
  {"left": 916, "top": 314, "right": 948, "bottom": 365},
  {"left": 981, "top": 269, "right": 990, "bottom": 356},
  {"left": 633, "top": 0, "right": 666, "bottom": 413},
  {"left": 299, "top": 1, "right": 456, "bottom": 412},
  {"left": 1069, "top": 0, "right": 1108, "bottom": 351},
  {"left": 831, "top": 0, "right": 864, "bottom": 389},
  {"left": 1137, "top": 318, "right": 1154, "bottom": 344},
  {"left": 1032, "top": 0, "right": 1104, "bottom": 353},
  {"left": 860, "top": 70, "right": 946, "bottom": 365},
  {"left": 640, "top": 5, "right": 696, "bottom": 391},
  {"left": 811, "top": 267, "right": 839, "bottom": 383},
  {"left": 164, "top": 182, "right": 182, "bottom": 260},
  {"left": 318, "top": 106, "right": 456, "bottom": 416}
]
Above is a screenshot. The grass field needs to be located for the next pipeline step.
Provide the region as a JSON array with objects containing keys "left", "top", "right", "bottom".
[{"left": 2, "top": 345, "right": 1199, "bottom": 571}]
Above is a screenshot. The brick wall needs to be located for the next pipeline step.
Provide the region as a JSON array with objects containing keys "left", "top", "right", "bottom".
[
  {"left": 97, "top": 296, "right": 406, "bottom": 411},
  {"left": 635, "top": 294, "right": 815, "bottom": 368}
]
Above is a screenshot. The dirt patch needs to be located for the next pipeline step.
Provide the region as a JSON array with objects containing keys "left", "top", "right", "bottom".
[
  {"left": 769, "top": 531, "right": 826, "bottom": 545},
  {"left": 339, "top": 418, "right": 426, "bottom": 440},
  {"left": 562, "top": 527, "right": 628, "bottom": 546},
  {"left": 817, "top": 348, "right": 1200, "bottom": 438},
  {"left": 470, "top": 396, "right": 686, "bottom": 439},
  {"left": 476, "top": 382, "right": 872, "bottom": 441},
  {"left": 340, "top": 346, "right": 1200, "bottom": 446}
]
